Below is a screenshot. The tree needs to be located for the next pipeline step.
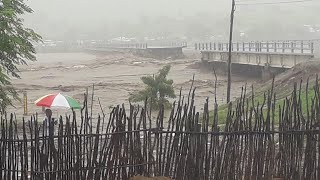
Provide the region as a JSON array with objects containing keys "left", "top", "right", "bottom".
[
  {"left": 0, "top": 0, "right": 41, "bottom": 112},
  {"left": 129, "top": 65, "right": 176, "bottom": 109}
]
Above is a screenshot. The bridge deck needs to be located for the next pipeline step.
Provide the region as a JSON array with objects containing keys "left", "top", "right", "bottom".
[{"left": 201, "top": 50, "right": 315, "bottom": 69}]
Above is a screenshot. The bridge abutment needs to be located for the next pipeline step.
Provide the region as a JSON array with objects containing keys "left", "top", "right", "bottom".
[
  {"left": 261, "top": 65, "right": 287, "bottom": 81},
  {"left": 201, "top": 59, "right": 287, "bottom": 80}
]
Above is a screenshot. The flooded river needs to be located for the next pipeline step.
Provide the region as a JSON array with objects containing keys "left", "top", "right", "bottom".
[{"left": 10, "top": 52, "right": 258, "bottom": 120}]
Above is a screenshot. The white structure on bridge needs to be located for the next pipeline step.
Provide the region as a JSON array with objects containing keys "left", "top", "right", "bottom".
[{"left": 196, "top": 40, "right": 316, "bottom": 68}]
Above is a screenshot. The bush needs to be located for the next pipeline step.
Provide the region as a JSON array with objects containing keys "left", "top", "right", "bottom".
[{"left": 129, "top": 65, "right": 176, "bottom": 109}]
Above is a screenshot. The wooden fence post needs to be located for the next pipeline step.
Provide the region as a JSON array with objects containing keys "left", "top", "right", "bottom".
[{"left": 23, "top": 92, "right": 28, "bottom": 115}]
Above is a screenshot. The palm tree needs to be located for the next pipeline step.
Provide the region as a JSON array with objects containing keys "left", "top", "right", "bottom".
[{"left": 129, "top": 65, "right": 176, "bottom": 109}]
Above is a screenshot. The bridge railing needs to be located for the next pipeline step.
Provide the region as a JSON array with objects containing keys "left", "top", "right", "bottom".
[
  {"left": 87, "top": 42, "right": 148, "bottom": 49},
  {"left": 195, "top": 40, "right": 314, "bottom": 54},
  {"left": 87, "top": 42, "right": 188, "bottom": 49},
  {"left": 146, "top": 42, "right": 188, "bottom": 47}
]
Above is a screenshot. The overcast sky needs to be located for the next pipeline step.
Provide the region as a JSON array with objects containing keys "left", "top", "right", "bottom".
[
  {"left": 25, "top": 0, "right": 230, "bottom": 24},
  {"left": 24, "top": 0, "right": 319, "bottom": 40}
]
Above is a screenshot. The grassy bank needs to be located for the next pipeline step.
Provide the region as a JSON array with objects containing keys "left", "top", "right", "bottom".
[{"left": 209, "top": 80, "right": 317, "bottom": 126}]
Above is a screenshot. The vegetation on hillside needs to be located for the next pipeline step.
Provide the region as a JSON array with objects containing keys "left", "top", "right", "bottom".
[
  {"left": 208, "top": 61, "right": 320, "bottom": 126},
  {"left": 211, "top": 79, "right": 318, "bottom": 126}
]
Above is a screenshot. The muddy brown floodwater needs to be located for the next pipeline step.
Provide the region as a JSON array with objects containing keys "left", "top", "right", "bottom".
[{"left": 9, "top": 51, "right": 259, "bottom": 121}]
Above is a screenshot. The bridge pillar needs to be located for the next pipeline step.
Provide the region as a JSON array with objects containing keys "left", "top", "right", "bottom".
[
  {"left": 261, "top": 64, "right": 287, "bottom": 81},
  {"left": 261, "top": 65, "right": 273, "bottom": 81}
]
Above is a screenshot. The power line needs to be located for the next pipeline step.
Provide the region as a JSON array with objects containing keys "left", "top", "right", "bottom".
[{"left": 236, "top": 0, "right": 313, "bottom": 5}]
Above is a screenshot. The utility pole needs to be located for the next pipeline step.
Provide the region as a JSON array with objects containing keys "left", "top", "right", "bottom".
[{"left": 227, "top": 0, "right": 236, "bottom": 103}]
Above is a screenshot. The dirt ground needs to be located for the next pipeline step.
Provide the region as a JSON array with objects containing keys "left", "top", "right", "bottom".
[
  {"left": 9, "top": 50, "right": 257, "bottom": 119},
  {"left": 255, "top": 58, "right": 320, "bottom": 97}
]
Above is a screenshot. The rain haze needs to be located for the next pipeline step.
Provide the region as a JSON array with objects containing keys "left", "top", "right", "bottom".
[
  {"left": 14, "top": 0, "right": 235, "bottom": 115},
  {"left": 24, "top": 0, "right": 320, "bottom": 41},
  {"left": 8, "top": 0, "right": 320, "bottom": 116},
  {"left": 3, "top": 0, "right": 320, "bottom": 179}
]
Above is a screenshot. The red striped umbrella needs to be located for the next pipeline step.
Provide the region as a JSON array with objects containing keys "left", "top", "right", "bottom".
[{"left": 35, "top": 93, "right": 81, "bottom": 109}]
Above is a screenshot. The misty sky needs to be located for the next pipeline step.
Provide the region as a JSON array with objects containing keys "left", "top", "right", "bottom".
[
  {"left": 24, "top": 0, "right": 320, "bottom": 41},
  {"left": 25, "top": 0, "right": 230, "bottom": 20}
]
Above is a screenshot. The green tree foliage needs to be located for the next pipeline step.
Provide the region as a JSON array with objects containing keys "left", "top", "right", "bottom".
[
  {"left": 0, "top": 0, "right": 41, "bottom": 112},
  {"left": 130, "top": 65, "right": 176, "bottom": 109}
]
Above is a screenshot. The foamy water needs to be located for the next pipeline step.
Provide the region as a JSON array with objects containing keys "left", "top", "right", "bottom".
[{"left": 11, "top": 52, "right": 256, "bottom": 121}]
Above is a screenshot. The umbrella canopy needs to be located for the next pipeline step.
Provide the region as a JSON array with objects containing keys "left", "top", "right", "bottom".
[{"left": 35, "top": 93, "right": 81, "bottom": 109}]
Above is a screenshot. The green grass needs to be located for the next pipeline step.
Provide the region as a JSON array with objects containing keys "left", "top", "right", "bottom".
[{"left": 207, "top": 85, "right": 317, "bottom": 126}]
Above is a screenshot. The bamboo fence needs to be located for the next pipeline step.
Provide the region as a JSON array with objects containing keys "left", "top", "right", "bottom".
[{"left": 1, "top": 80, "right": 320, "bottom": 179}]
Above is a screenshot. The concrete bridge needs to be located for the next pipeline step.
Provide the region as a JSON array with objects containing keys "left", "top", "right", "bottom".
[
  {"left": 84, "top": 42, "right": 188, "bottom": 59},
  {"left": 35, "top": 40, "right": 188, "bottom": 59},
  {"left": 196, "top": 40, "right": 317, "bottom": 79}
]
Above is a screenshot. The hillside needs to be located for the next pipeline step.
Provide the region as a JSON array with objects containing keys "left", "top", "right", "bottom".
[
  {"left": 213, "top": 59, "right": 320, "bottom": 125},
  {"left": 256, "top": 59, "right": 320, "bottom": 97}
]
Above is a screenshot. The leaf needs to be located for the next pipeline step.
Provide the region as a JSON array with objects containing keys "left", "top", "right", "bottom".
[
  {"left": 129, "top": 65, "right": 176, "bottom": 109},
  {"left": 0, "top": 0, "right": 41, "bottom": 111},
  {"left": 158, "top": 64, "right": 171, "bottom": 77},
  {"left": 141, "top": 76, "right": 155, "bottom": 87}
]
